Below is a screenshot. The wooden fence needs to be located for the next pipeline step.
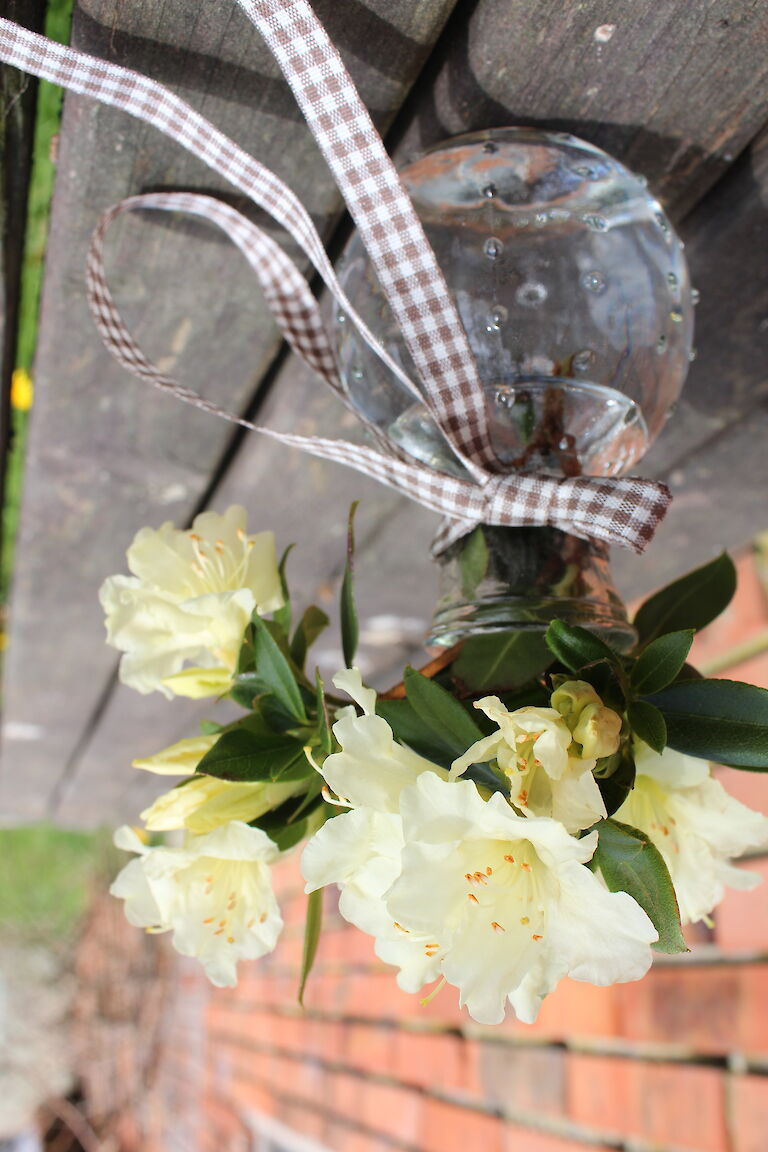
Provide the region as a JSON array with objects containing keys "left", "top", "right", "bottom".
[{"left": 1, "top": 0, "right": 767, "bottom": 826}]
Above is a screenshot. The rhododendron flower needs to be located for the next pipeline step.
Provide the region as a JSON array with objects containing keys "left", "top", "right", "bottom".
[
  {"left": 110, "top": 821, "right": 282, "bottom": 986},
  {"left": 302, "top": 669, "right": 449, "bottom": 991},
  {"left": 303, "top": 670, "right": 655, "bottom": 1024},
  {"left": 388, "top": 773, "right": 657, "bottom": 1025},
  {"left": 99, "top": 505, "right": 283, "bottom": 698},
  {"left": 451, "top": 695, "right": 613, "bottom": 833},
  {"left": 551, "top": 679, "right": 623, "bottom": 759},
  {"left": 614, "top": 743, "right": 768, "bottom": 924}
]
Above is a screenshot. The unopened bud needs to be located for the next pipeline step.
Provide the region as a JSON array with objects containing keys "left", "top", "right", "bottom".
[{"left": 573, "top": 702, "right": 622, "bottom": 759}]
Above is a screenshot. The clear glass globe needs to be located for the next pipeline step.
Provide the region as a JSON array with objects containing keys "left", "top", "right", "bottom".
[{"left": 334, "top": 127, "right": 694, "bottom": 481}]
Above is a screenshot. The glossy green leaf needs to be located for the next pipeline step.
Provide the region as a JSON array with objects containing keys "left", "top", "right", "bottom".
[
  {"left": 459, "top": 527, "right": 489, "bottom": 597},
  {"left": 376, "top": 697, "right": 456, "bottom": 769},
  {"left": 252, "top": 615, "right": 307, "bottom": 722},
  {"left": 403, "top": 666, "right": 484, "bottom": 759},
  {"left": 591, "top": 818, "right": 687, "bottom": 954},
  {"left": 290, "top": 605, "right": 330, "bottom": 669},
  {"left": 630, "top": 630, "right": 694, "bottom": 696},
  {"left": 646, "top": 678, "right": 768, "bottom": 767},
  {"left": 340, "top": 501, "right": 360, "bottom": 668},
  {"left": 451, "top": 630, "right": 552, "bottom": 692},
  {"left": 196, "top": 724, "right": 308, "bottom": 783},
  {"left": 545, "top": 620, "right": 617, "bottom": 673},
  {"left": 627, "top": 700, "right": 667, "bottom": 755},
  {"left": 633, "top": 553, "right": 737, "bottom": 647},
  {"left": 298, "top": 888, "right": 323, "bottom": 1006}
]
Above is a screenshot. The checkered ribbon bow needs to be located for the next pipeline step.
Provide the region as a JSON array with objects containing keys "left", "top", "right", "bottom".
[{"left": 0, "top": 1, "right": 671, "bottom": 554}]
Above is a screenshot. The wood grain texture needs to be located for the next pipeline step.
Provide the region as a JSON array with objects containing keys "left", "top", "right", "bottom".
[
  {"left": 397, "top": 0, "right": 768, "bottom": 220},
  {"left": 0, "top": 0, "right": 458, "bottom": 823}
]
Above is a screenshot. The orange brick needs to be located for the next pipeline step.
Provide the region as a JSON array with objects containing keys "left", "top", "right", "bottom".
[
  {"left": 392, "top": 1029, "right": 467, "bottom": 1094},
  {"left": 568, "top": 1053, "right": 728, "bottom": 1152},
  {"left": 346, "top": 1022, "right": 396, "bottom": 1076},
  {"left": 422, "top": 1098, "right": 504, "bottom": 1152},
  {"left": 566, "top": 1052, "right": 631, "bottom": 1132},
  {"left": 732, "top": 1075, "right": 768, "bottom": 1152},
  {"left": 361, "top": 1079, "right": 423, "bottom": 1144},
  {"left": 478, "top": 1041, "right": 566, "bottom": 1117},
  {"left": 618, "top": 964, "right": 743, "bottom": 1051},
  {"left": 714, "top": 859, "right": 768, "bottom": 950}
]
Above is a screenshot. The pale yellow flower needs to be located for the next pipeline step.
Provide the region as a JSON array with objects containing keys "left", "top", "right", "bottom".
[
  {"left": 111, "top": 822, "right": 282, "bottom": 987},
  {"left": 99, "top": 505, "right": 282, "bottom": 698},
  {"left": 451, "top": 697, "right": 608, "bottom": 833},
  {"left": 615, "top": 743, "right": 768, "bottom": 924}
]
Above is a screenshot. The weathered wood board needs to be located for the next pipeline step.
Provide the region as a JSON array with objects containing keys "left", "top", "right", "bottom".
[
  {"left": 0, "top": 0, "right": 460, "bottom": 823},
  {"left": 2, "top": 0, "right": 768, "bottom": 826}
]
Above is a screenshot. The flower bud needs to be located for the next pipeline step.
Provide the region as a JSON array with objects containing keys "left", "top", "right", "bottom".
[
  {"left": 550, "top": 680, "right": 601, "bottom": 729},
  {"left": 572, "top": 702, "right": 622, "bottom": 759}
]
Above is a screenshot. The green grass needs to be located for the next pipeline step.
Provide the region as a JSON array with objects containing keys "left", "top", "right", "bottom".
[
  {"left": 1, "top": 0, "right": 74, "bottom": 607},
  {"left": 0, "top": 823, "right": 113, "bottom": 945}
]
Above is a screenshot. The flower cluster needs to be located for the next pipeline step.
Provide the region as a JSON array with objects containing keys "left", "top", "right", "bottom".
[{"left": 105, "top": 508, "right": 768, "bottom": 1020}]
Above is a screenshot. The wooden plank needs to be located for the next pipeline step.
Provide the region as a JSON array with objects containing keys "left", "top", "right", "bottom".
[
  {"left": 397, "top": 0, "right": 768, "bottom": 220},
  {"left": 0, "top": 0, "right": 460, "bottom": 824}
]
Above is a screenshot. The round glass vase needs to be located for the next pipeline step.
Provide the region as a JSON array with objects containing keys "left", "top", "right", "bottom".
[{"left": 332, "top": 128, "right": 695, "bottom": 649}]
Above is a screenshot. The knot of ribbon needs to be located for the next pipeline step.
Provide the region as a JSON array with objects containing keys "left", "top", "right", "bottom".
[{"left": 0, "top": 0, "right": 671, "bottom": 554}]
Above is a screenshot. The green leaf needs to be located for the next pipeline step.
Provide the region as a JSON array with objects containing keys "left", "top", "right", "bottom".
[
  {"left": 290, "top": 605, "right": 330, "bottom": 669},
  {"left": 627, "top": 700, "right": 667, "bottom": 755},
  {"left": 646, "top": 678, "right": 768, "bottom": 767},
  {"left": 199, "top": 719, "right": 224, "bottom": 736},
  {"left": 403, "top": 666, "right": 484, "bottom": 759},
  {"left": 545, "top": 620, "right": 617, "bottom": 673},
  {"left": 451, "top": 631, "right": 552, "bottom": 692},
  {"left": 272, "top": 544, "right": 295, "bottom": 635},
  {"left": 630, "top": 630, "right": 694, "bottom": 696},
  {"left": 196, "top": 724, "right": 309, "bottom": 783},
  {"left": 591, "top": 818, "right": 688, "bottom": 954},
  {"left": 459, "top": 527, "right": 489, "bottom": 597},
  {"left": 315, "top": 668, "right": 333, "bottom": 756},
  {"left": 252, "top": 615, "right": 307, "bottom": 722},
  {"left": 298, "top": 888, "right": 323, "bottom": 1006},
  {"left": 376, "top": 698, "right": 457, "bottom": 769},
  {"left": 340, "top": 501, "right": 360, "bottom": 668},
  {"left": 633, "top": 553, "right": 737, "bottom": 647}
]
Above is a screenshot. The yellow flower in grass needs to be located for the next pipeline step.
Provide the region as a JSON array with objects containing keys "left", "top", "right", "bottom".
[
  {"left": 11, "top": 368, "right": 34, "bottom": 412},
  {"left": 99, "top": 505, "right": 283, "bottom": 698}
]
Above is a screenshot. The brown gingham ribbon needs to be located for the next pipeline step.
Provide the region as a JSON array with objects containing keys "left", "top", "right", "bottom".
[{"left": 0, "top": 2, "right": 671, "bottom": 554}]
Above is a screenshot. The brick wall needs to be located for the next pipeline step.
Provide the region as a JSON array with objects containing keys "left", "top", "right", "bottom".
[{"left": 88, "top": 547, "right": 768, "bottom": 1152}]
